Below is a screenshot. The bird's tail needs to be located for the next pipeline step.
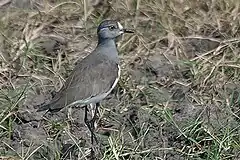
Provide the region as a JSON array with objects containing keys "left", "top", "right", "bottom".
[
  {"left": 36, "top": 102, "right": 62, "bottom": 112},
  {"left": 36, "top": 103, "right": 50, "bottom": 112}
]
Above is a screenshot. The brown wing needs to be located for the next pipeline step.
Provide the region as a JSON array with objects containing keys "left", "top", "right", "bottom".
[{"left": 46, "top": 54, "right": 119, "bottom": 111}]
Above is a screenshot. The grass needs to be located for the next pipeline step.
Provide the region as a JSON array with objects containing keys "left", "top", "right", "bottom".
[{"left": 0, "top": 0, "right": 240, "bottom": 159}]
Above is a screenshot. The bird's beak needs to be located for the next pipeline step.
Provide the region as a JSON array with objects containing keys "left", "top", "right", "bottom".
[
  {"left": 123, "top": 29, "right": 134, "bottom": 33},
  {"left": 117, "top": 22, "right": 134, "bottom": 34}
]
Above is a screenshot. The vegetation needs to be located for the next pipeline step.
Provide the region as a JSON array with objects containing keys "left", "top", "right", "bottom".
[{"left": 0, "top": 0, "right": 239, "bottom": 159}]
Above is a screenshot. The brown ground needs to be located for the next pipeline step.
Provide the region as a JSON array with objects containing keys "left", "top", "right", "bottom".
[{"left": 0, "top": 0, "right": 240, "bottom": 160}]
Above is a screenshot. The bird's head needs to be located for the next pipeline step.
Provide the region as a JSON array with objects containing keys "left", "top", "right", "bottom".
[{"left": 97, "top": 20, "right": 134, "bottom": 41}]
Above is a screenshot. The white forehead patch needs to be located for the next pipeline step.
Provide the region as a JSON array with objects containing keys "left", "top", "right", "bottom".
[{"left": 117, "top": 22, "right": 123, "bottom": 30}]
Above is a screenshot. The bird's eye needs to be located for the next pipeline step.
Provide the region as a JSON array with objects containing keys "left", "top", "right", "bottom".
[{"left": 109, "top": 25, "right": 116, "bottom": 30}]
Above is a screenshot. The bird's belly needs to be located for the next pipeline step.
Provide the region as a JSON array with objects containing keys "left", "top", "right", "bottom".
[
  {"left": 69, "top": 86, "right": 115, "bottom": 107},
  {"left": 85, "top": 92, "right": 109, "bottom": 104}
]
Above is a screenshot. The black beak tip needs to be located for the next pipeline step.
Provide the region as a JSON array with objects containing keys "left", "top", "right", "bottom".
[{"left": 123, "top": 29, "right": 134, "bottom": 33}]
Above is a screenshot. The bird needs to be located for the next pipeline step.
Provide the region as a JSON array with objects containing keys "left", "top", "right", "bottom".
[
  {"left": 37, "top": 20, "right": 133, "bottom": 112},
  {"left": 36, "top": 20, "right": 134, "bottom": 143}
]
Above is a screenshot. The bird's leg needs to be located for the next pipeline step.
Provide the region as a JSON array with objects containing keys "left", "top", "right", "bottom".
[
  {"left": 93, "top": 103, "right": 100, "bottom": 119},
  {"left": 84, "top": 105, "right": 98, "bottom": 159},
  {"left": 89, "top": 103, "right": 99, "bottom": 144},
  {"left": 90, "top": 103, "right": 99, "bottom": 130},
  {"left": 67, "top": 107, "right": 74, "bottom": 122},
  {"left": 84, "top": 105, "right": 98, "bottom": 144},
  {"left": 90, "top": 103, "right": 95, "bottom": 119}
]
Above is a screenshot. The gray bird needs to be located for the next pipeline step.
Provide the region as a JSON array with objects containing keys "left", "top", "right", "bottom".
[{"left": 37, "top": 20, "right": 133, "bottom": 113}]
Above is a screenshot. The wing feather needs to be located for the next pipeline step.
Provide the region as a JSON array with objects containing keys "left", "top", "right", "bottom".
[{"left": 39, "top": 54, "right": 119, "bottom": 111}]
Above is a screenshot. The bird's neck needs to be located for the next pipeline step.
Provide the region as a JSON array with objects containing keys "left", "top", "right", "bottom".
[
  {"left": 97, "top": 39, "right": 119, "bottom": 63},
  {"left": 97, "top": 38, "right": 116, "bottom": 47}
]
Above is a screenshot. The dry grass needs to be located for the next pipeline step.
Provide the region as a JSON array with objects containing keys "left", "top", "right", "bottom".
[{"left": 0, "top": 0, "right": 240, "bottom": 159}]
